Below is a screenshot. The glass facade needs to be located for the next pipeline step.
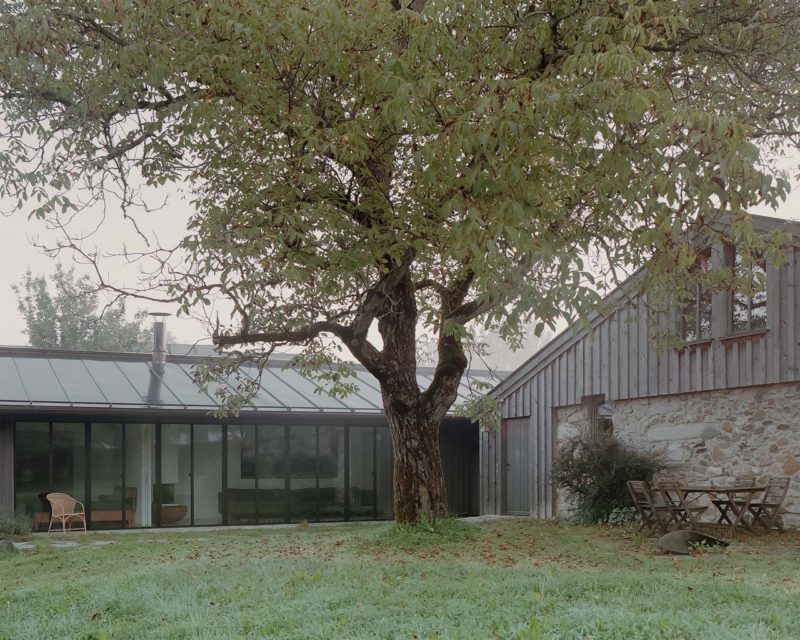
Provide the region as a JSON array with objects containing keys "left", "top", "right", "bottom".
[
  {"left": 14, "top": 422, "right": 53, "bottom": 530},
  {"left": 289, "top": 426, "right": 318, "bottom": 522},
  {"left": 90, "top": 423, "right": 125, "bottom": 529},
  {"left": 318, "top": 426, "right": 346, "bottom": 521},
  {"left": 14, "top": 420, "right": 395, "bottom": 529},
  {"left": 349, "top": 426, "right": 375, "bottom": 520},
  {"left": 160, "top": 424, "right": 191, "bottom": 527}
]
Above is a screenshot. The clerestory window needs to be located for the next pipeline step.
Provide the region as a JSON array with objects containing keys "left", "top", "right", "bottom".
[
  {"left": 682, "top": 247, "right": 712, "bottom": 342},
  {"left": 731, "top": 250, "right": 767, "bottom": 333}
]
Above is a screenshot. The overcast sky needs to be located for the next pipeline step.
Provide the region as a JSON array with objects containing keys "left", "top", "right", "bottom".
[
  {"left": 0, "top": 186, "right": 205, "bottom": 347},
  {"left": 1, "top": 169, "right": 798, "bottom": 367}
]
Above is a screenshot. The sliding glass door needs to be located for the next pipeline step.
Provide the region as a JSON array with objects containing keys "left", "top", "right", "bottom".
[
  {"left": 193, "top": 425, "right": 223, "bottom": 526},
  {"left": 160, "top": 424, "right": 191, "bottom": 527},
  {"left": 89, "top": 423, "right": 124, "bottom": 529}
]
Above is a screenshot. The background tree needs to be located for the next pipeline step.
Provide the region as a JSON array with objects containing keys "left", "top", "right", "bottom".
[
  {"left": 13, "top": 265, "right": 151, "bottom": 352},
  {"left": 1, "top": 0, "right": 798, "bottom": 522}
]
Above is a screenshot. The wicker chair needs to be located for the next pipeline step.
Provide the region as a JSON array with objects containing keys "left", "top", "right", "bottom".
[{"left": 45, "top": 493, "right": 87, "bottom": 533}]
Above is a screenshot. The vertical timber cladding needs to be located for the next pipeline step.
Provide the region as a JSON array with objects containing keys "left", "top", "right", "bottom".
[
  {"left": 488, "top": 218, "right": 800, "bottom": 519},
  {"left": 0, "top": 416, "right": 13, "bottom": 513}
]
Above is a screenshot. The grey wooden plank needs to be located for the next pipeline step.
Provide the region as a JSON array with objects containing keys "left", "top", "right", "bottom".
[
  {"left": 522, "top": 381, "right": 531, "bottom": 416},
  {"left": 727, "top": 342, "right": 739, "bottom": 388},
  {"left": 692, "top": 346, "right": 703, "bottom": 392},
  {"left": 599, "top": 318, "right": 609, "bottom": 396},
  {"left": 789, "top": 246, "right": 798, "bottom": 380},
  {"left": 657, "top": 313, "right": 670, "bottom": 396},
  {"left": 712, "top": 336, "right": 725, "bottom": 390},
  {"left": 668, "top": 313, "right": 680, "bottom": 394},
  {"left": 593, "top": 328, "right": 602, "bottom": 395},
  {"left": 584, "top": 336, "right": 593, "bottom": 397},
  {"left": 744, "top": 339, "right": 754, "bottom": 387},
  {"left": 639, "top": 297, "right": 650, "bottom": 397},
  {"left": 575, "top": 340, "right": 584, "bottom": 400},
  {"left": 766, "top": 257, "right": 782, "bottom": 384},
  {"left": 545, "top": 369, "right": 554, "bottom": 518},
  {"left": 540, "top": 372, "right": 548, "bottom": 518},
  {"left": 736, "top": 340, "right": 745, "bottom": 386},
  {"left": 536, "top": 373, "right": 545, "bottom": 518},
  {"left": 547, "top": 410, "right": 555, "bottom": 518},
  {"left": 754, "top": 336, "right": 766, "bottom": 386},
  {"left": 609, "top": 312, "right": 619, "bottom": 399},
  {"left": 617, "top": 309, "right": 628, "bottom": 399},
  {"left": 565, "top": 347, "right": 575, "bottom": 405},
  {"left": 530, "top": 391, "right": 539, "bottom": 516},
  {"left": 678, "top": 348, "right": 689, "bottom": 392}
]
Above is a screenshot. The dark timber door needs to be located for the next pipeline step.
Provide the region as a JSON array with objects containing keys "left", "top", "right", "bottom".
[{"left": 502, "top": 418, "right": 530, "bottom": 515}]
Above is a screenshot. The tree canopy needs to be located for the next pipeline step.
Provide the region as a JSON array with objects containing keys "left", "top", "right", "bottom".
[
  {"left": 1, "top": 0, "right": 799, "bottom": 521},
  {"left": 13, "top": 265, "right": 151, "bottom": 352}
]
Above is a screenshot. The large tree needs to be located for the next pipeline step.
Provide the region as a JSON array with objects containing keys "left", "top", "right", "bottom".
[
  {"left": 13, "top": 265, "right": 152, "bottom": 352},
  {"left": 1, "top": 1, "right": 799, "bottom": 522}
]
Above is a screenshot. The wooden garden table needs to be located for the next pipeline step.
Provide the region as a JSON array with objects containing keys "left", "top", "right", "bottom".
[{"left": 680, "top": 485, "right": 766, "bottom": 532}]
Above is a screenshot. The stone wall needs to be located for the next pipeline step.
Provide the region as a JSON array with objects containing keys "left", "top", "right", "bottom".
[{"left": 613, "top": 382, "right": 800, "bottom": 528}]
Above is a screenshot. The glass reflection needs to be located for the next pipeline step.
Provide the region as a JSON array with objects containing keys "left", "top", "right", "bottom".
[
  {"left": 290, "top": 426, "right": 317, "bottom": 522},
  {"left": 349, "top": 426, "right": 375, "bottom": 520},
  {"left": 318, "top": 426, "right": 345, "bottom": 521},
  {"left": 14, "top": 422, "right": 51, "bottom": 531},
  {"left": 193, "top": 425, "right": 223, "bottom": 526},
  {"left": 376, "top": 428, "right": 393, "bottom": 519},
  {"left": 256, "top": 426, "right": 287, "bottom": 523},
  {"left": 227, "top": 425, "right": 257, "bottom": 524},
  {"left": 160, "top": 424, "right": 191, "bottom": 526},
  {"left": 90, "top": 423, "right": 125, "bottom": 529},
  {"left": 125, "top": 424, "right": 155, "bottom": 527}
]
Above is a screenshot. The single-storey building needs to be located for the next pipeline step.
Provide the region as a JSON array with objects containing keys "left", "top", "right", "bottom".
[
  {"left": 0, "top": 324, "right": 490, "bottom": 530},
  {"left": 485, "top": 213, "right": 800, "bottom": 527}
]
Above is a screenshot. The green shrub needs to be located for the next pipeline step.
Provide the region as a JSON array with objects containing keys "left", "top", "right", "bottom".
[
  {"left": 551, "top": 431, "right": 663, "bottom": 524},
  {"left": 0, "top": 510, "right": 33, "bottom": 538}
]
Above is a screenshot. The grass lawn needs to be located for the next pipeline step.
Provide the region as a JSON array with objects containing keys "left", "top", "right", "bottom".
[{"left": 1, "top": 519, "right": 799, "bottom": 639}]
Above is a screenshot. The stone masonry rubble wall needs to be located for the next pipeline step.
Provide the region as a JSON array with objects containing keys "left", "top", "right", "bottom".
[{"left": 612, "top": 382, "right": 800, "bottom": 528}]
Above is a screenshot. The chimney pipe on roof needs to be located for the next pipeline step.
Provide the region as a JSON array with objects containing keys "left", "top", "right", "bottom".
[{"left": 150, "top": 312, "right": 169, "bottom": 366}]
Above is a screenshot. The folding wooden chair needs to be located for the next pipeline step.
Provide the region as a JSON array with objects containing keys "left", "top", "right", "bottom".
[
  {"left": 710, "top": 475, "right": 757, "bottom": 525},
  {"left": 747, "top": 476, "right": 791, "bottom": 532},
  {"left": 627, "top": 480, "right": 674, "bottom": 536},
  {"left": 658, "top": 481, "right": 708, "bottom": 528}
]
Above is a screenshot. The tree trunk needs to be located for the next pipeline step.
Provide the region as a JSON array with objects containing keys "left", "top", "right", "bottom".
[
  {"left": 384, "top": 402, "right": 449, "bottom": 524},
  {"left": 371, "top": 266, "right": 461, "bottom": 524}
]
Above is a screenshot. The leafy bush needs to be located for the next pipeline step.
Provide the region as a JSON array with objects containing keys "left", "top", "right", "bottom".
[
  {"left": 0, "top": 511, "right": 33, "bottom": 538},
  {"left": 552, "top": 431, "right": 663, "bottom": 524}
]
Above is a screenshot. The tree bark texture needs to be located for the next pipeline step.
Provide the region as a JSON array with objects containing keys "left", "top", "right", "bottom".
[
  {"left": 383, "top": 394, "right": 450, "bottom": 523},
  {"left": 374, "top": 268, "right": 461, "bottom": 523}
]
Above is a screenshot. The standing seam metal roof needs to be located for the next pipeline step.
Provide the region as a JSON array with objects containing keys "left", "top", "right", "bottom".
[{"left": 0, "top": 346, "right": 503, "bottom": 415}]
